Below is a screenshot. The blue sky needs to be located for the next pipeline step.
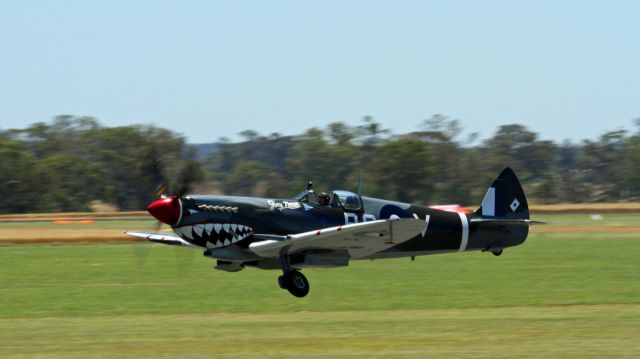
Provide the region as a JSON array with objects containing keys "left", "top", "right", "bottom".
[{"left": 1, "top": 0, "right": 639, "bottom": 143}]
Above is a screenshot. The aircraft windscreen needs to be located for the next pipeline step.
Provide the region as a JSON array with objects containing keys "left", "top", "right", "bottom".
[{"left": 332, "top": 190, "right": 362, "bottom": 211}]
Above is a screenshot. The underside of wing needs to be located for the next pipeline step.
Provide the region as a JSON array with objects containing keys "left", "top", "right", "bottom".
[
  {"left": 249, "top": 219, "right": 427, "bottom": 259},
  {"left": 125, "top": 231, "right": 201, "bottom": 249}
]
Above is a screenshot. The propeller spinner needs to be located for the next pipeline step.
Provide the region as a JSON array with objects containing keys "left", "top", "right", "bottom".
[{"left": 147, "top": 196, "right": 182, "bottom": 226}]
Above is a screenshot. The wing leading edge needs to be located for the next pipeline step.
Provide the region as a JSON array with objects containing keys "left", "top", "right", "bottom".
[
  {"left": 249, "top": 219, "right": 428, "bottom": 259},
  {"left": 125, "top": 231, "right": 201, "bottom": 249}
]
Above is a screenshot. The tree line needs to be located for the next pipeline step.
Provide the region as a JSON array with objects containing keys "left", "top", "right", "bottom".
[
  {"left": 0, "top": 116, "right": 193, "bottom": 213},
  {"left": 1, "top": 115, "right": 639, "bottom": 214}
]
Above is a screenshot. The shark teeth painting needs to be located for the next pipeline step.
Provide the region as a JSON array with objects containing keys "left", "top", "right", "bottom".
[{"left": 173, "top": 223, "right": 253, "bottom": 248}]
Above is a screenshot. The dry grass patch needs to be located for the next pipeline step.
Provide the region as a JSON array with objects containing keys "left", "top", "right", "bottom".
[
  {"left": 0, "top": 228, "right": 135, "bottom": 244},
  {"left": 0, "top": 212, "right": 147, "bottom": 221},
  {"left": 530, "top": 202, "right": 640, "bottom": 212}
]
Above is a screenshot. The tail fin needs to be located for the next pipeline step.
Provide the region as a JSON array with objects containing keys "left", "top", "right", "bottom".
[{"left": 475, "top": 167, "right": 529, "bottom": 220}]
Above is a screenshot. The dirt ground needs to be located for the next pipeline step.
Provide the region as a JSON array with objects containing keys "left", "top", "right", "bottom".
[
  {"left": 0, "top": 228, "right": 140, "bottom": 244},
  {"left": 0, "top": 212, "right": 147, "bottom": 221},
  {"left": 529, "top": 203, "right": 640, "bottom": 213}
]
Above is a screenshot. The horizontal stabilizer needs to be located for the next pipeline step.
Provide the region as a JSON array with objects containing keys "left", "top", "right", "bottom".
[{"left": 469, "top": 218, "right": 545, "bottom": 225}]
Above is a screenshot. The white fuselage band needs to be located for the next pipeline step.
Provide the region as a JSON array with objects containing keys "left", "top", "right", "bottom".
[{"left": 458, "top": 212, "right": 469, "bottom": 251}]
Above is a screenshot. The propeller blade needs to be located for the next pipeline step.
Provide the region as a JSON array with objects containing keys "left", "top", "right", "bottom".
[{"left": 174, "top": 160, "right": 202, "bottom": 198}]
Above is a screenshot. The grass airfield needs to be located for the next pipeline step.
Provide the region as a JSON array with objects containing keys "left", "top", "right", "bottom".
[{"left": 0, "top": 213, "right": 639, "bottom": 358}]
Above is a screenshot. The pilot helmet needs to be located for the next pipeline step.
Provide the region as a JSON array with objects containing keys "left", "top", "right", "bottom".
[{"left": 318, "top": 192, "right": 330, "bottom": 204}]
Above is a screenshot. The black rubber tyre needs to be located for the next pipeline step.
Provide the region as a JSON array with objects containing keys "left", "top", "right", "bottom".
[
  {"left": 492, "top": 249, "right": 503, "bottom": 256},
  {"left": 283, "top": 270, "right": 310, "bottom": 297}
]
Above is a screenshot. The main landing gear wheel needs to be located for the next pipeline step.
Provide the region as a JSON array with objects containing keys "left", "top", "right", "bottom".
[
  {"left": 492, "top": 249, "right": 503, "bottom": 256},
  {"left": 278, "top": 256, "right": 310, "bottom": 297},
  {"left": 280, "top": 270, "right": 310, "bottom": 298}
]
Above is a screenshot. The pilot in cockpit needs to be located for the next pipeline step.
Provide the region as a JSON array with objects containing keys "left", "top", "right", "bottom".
[{"left": 317, "top": 192, "right": 331, "bottom": 206}]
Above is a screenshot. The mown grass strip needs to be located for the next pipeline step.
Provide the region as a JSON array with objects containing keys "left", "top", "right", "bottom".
[{"left": 2, "top": 305, "right": 638, "bottom": 358}]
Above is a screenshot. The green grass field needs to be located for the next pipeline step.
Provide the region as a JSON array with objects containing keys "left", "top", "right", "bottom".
[{"left": 1, "top": 214, "right": 639, "bottom": 358}]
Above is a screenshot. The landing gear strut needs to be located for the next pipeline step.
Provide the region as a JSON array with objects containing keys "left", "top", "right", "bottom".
[{"left": 278, "top": 256, "right": 310, "bottom": 297}]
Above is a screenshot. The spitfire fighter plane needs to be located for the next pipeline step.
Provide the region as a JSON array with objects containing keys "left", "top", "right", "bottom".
[{"left": 127, "top": 167, "right": 536, "bottom": 297}]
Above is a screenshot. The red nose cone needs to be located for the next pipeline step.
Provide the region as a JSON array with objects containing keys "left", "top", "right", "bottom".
[{"left": 147, "top": 197, "right": 182, "bottom": 225}]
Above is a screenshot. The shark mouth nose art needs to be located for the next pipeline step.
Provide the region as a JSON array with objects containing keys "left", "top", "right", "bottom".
[{"left": 173, "top": 223, "right": 253, "bottom": 248}]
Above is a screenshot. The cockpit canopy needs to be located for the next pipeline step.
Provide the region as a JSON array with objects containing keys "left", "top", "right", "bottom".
[
  {"left": 331, "top": 190, "right": 362, "bottom": 211},
  {"left": 296, "top": 189, "right": 362, "bottom": 211}
]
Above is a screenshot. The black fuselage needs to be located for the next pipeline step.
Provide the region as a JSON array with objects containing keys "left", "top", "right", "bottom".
[{"left": 172, "top": 194, "right": 528, "bottom": 261}]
